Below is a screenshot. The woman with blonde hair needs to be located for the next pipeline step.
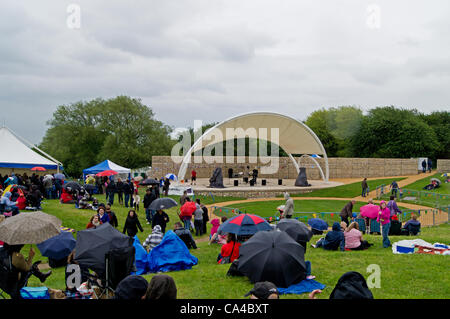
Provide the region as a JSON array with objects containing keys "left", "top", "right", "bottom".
[{"left": 344, "top": 222, "right": 372, "bottom": 250}]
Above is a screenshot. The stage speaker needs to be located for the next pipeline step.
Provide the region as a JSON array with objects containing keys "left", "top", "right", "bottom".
[
  {"left": 262, "top": 179, "right": 266, "bottom": 186},
  {"left": 234, "top": 180, "right": 239, "bottom": 187},
  {"left": 243, "top": 177, "right": 249, "bottom": 183},
  {"left": 278, "top": 179, "right": 282, "bottom": 185},
  {"left": 249, "top": 180, "right": 255, "bottom": 186}
]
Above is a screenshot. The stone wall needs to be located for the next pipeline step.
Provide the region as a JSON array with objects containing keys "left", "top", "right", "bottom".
[
  {"left": 437, "top": 159, "right": 450, "bottom": 173},
  {"left": 150, "top": 156, "right": 419, "bottom": 180}
]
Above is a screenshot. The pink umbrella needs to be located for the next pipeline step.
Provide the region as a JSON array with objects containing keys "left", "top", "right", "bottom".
[
  {"left": 360, "top": 204, "right": 380, "bottom": 219},
  {"left": 96, "top": 170, "right": 118, "bottom": 177}
]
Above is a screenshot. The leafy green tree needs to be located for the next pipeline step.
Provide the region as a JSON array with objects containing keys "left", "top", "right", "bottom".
[
  {"left": 419, "top": 111, "right": 450, "bottom": 160},
  {"left": 351, "top": 106, "right": 440, "bottom": 158},
  {"left": 40, "top": 96, "right": 174, "bottom": 177}
]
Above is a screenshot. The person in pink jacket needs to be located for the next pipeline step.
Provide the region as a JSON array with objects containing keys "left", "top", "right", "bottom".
[{"left": 377, "top": 200, "right": 391, "bottom": 248}]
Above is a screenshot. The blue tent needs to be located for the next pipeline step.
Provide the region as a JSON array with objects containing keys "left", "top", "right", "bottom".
[
  {"left": 147, "top": 231, "right": 198, "bottom": 273},
  {"left": 133, "top": 236, "right": 150, "bottom": 275},
  {"left": 82, "top": 160, "right": 131, "bottom": 181}
]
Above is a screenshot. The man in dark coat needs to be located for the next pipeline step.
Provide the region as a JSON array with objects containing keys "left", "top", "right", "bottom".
[
  {"left": 143, "top": 188, "right": 156, "bottom": 224},
  {"left": 361, "top": 178, "right": 368, "bottom": 197},
  {"left": 123, "top": 180, "right": 133, "bottom": 208},
  {"left": 340, "top": 200, "right": 355, "bottom": 226},
  {"left": 152, "top": 209, "right": 170, "bottom": 233},
  {"left": 312, "top": 222, "right": 345, "bottom": 251},
  {"left": 421, "top": 159, "right": 427, "bottom": 173},
  {"left": 427, "top": 158, "right": 432, "bottom": 173}
]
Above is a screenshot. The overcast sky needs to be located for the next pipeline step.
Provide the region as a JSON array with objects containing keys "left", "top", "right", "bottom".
[{"left": 1, "top": 0, "right": 449, "bottom": 144}]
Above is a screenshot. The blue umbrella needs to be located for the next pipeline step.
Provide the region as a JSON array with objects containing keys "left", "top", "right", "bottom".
[
  {"left": 307, "top": 218, "right": 328, "bottom": 231},
  {"left": 54, "top": 173, "right": 66, "bottom": 180},
  {"left": 165, "top": 173, "right": 178, "bottom": 181},
  {"left": 37, "top": 231, "right": 76, "bottom": 260},
  {"left": 218, "top": 214, "right": 272, "bottom": 236}
]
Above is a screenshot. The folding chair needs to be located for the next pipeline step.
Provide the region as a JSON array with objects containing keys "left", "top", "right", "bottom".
[
  {"left": 369, "top": 219, "right": 381, "bottom": 234},
  {"left": 87, "top": 245, "right": 135, "bottom": 299},
  {"left": 354, "top": 218, "right": 366, "bottom": 234}
]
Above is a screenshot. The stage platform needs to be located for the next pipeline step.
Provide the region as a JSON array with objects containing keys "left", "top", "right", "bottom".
[{"left": 178, "top": 178, "right": 343, "bottom": 199}]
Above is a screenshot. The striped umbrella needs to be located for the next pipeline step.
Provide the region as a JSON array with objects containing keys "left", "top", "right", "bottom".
[{"left": 218, "top": 213, "right": 272, "bottom": 236}]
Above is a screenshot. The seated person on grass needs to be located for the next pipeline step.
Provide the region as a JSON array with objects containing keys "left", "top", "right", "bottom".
[
  {"left": 344, "top": 222, "right": 372, "bottom": 250},
  {"left": 143, "top": 225, "right": 164, "bottom": 253},
  {"left": 311, "top": 222, "right": 345, "bottom": 251},
  {"left": 401, "top": 214, "right": 421, "bottom": 235},
  {"left": 173, "top": 222, "right": 197, "bottom": 249}
]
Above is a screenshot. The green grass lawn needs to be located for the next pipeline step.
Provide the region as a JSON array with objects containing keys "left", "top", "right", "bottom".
[
  {"left": 213, "top": 199, "right": 413, "bottom": 224},
  {"left": 6, "top": 190, "right": 449, "bottom": 299},
  {"left": 281, "top": 177, "right": 406, "bottom": 198}
]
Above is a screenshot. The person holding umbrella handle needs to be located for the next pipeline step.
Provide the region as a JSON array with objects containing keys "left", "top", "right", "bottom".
[{"left": 1, "top": 244, "right": 52, "bottom": 285}]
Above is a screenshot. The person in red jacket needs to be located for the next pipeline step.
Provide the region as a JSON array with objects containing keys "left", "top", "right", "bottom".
[
  {"left": 217, "top": 233, "right": 241, "bottom": 264},
  {"left": 191, "top": 169, "right": 197, "bottom": 185},
  {"left": 16, "top": 193, "right": 27, "bottom": 210},
  {"left": 60, "top": 188, "right": 75, "bottom": 204}
]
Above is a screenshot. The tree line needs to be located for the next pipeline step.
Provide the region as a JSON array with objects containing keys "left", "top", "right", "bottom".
[{"left": 39, "top": 97, "right": 449, "bottom": 177}]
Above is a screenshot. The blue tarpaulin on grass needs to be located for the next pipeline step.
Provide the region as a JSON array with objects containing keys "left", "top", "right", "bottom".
[
  {"left": 148, "top": 230, "right": 198, "bottom": 273},
  {"left": 277, "top": 279, "right": 326, "bottom": 295},
  {"left": 132, "top": 231, "right": 198, "bottom": 275}
]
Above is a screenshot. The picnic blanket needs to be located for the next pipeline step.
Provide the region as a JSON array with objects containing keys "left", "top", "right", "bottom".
[
  {"left": 277, "top": 279, "right": 326, "bottom": 295},
  {"left": 392, "top": 239, "right": 450, "bottom": 255}
]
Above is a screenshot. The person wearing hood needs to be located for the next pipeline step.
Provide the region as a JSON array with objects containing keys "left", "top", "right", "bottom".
[
  {"left": 309, "top": 271, "right": 373, "bottom": 299},
  {"left": 210, "top": 218, "right": 220, "bottom": 239},
  {"left": 312, "top": 222, "right": 345, "bottom": 251},
  {"left": 283, "top": 192, "right": 294, "bottom": 219},
  {"left": 143, "top": 225, "right": 164, "bottom": 252},
  {"left": 113, "top": 275, "right": 149, "bottom": 300},
  {"left": 145, "top": 274, "right": 177, "bottom": 299},
  {"left": 152, "top": 209, "right": 170, "bottom": 233},
  {"left": 340, "top": 200, "right": 355, "bottom": 226},
  {"left": 173, "top": 222, "right": 197, "bottom": 249},
  {"left": 377, "top": 200, "right": 391, "bottom": 248},
  {"left": 0, "top": 191, "right": 20, "bottom": 216},
  {"left": 123, "top": 209, "right": 144, "bottom": 237}
]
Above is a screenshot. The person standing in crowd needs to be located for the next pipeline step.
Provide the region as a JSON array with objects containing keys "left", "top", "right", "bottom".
[
  {"left": 123, "top": 179, "right": 132, "bottom": 208},
  {"left": 387, "top": 195, "right": 402, "bottom": 218},
  {"left": 361, "top": 178, "right": 368, "bottom": 197},
  {"left": 143, "top": 188, "right": 156, "bottom": 225},
  {"left": 180, "top": 190, "right": 189, "bottom": 206},
  {"left": 427, "top": 158, "right": 432, "bottom": 173},
  {"left": 377, "top": 201, "right": 391, "bottom": 248},
  {"left": 421, "top": 159, "right": 427, "bottom": 173},
  {"left": 201, "top": 201, "right": 209, "bottom": 235},
  {"left": 163, "top": 178, "right": 170, "bottom": 197},
  {"left": 193, "top": 199, "right": 203, "bottom": 236},
  {"left": 390, "top": 180, "right": 399, "bottom": 198},
  {"left": 340, "top": 200, "right": 355, "bottom": 226},
  {"left": 191, "top": 169, "right": 197, "bottom": 185},
  {"left": 123, "top": 210, "right": 144, "bottom": 237},
  {"left": 43, "top": 176, "right": 53, "bottom": 199},
  {"left": 105, "top": 204, "right": 118, "bottom": 228},
  {"left": 152, "top": 183, "right": 160, "bottom": 199},
  {"left": 96, "top": 176, "right": 103, "bottom": 195},
  {"left": 106, "top": 177, "right": 116, "bottom": 205},
  {"left": 283, "top": 192, "right": 294, "bottom": 219},
  {"left": 152, "top": 209, "right": 170, "bottom": 233},
  {"left": 116, "top": 178, "right": 124, "bottom": 206}
]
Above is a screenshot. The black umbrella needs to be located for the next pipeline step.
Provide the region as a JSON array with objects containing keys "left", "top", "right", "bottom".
[
  {"left": 237, "top": 230, "right": 306, "bottom": 288},
  {"left": 276, "top": 219, "right": 313, "bottom": 243},
  {"left": 149, "top": 198, "right": 177, "bottom": 211},
  {"left": 63, "top": 181, "right": 82, "bottom": 191},
  {"left": 139, "top": 178, "right": 159, "bottom": 186},
  {"left": 74, "top": 223, "right": 133, "bottom": 277}
]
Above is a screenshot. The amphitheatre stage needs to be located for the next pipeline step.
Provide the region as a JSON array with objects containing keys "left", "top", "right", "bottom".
[{"left": 180, "top": 178, "right": 343, "bottom": 198}]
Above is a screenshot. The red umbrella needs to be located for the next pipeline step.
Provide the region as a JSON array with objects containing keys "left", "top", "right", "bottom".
[
  {"left": 96, "top": 170, "right": 118, "bottom": 177},
  {"left": 31, "top": 166, "right": 46, "bottom": 171},
  {"left": 180, "top": 201, "right": 197, "bottom": 218}
]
